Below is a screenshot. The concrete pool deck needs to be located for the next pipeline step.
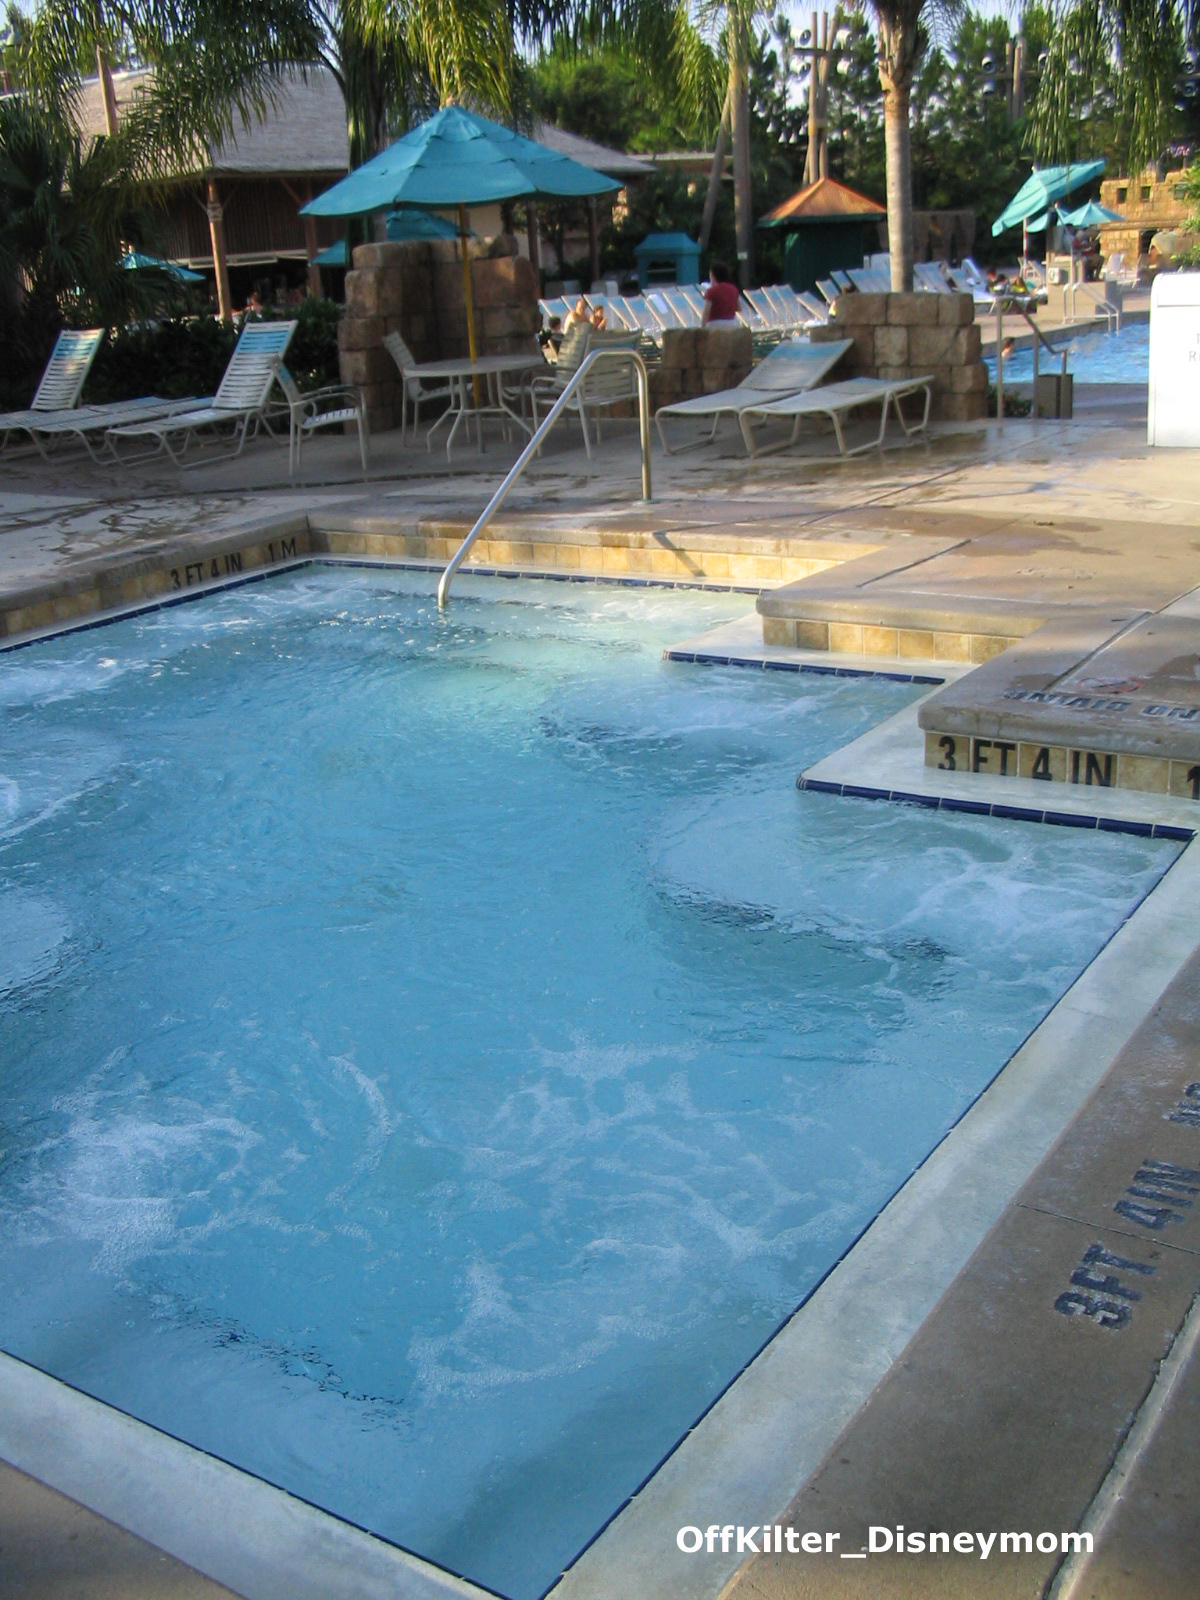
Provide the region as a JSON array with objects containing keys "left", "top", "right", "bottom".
[{"left": 2, "top": 380, "right": 1200, "bottom": 1600}]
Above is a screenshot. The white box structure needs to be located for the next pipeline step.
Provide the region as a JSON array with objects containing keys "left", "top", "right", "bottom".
[{"left": 1149, "top": 271, "right": 1200, "bottom": 447}]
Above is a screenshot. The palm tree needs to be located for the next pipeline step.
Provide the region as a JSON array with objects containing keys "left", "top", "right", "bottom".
[
  {"left": 15, "top": 1, "right": 321, "bottom": 174},
  {"left": 0, "top": 95, "right": 170, "bottom": 395},
  {"left": 312, "top": 0, "right": 519, "bottom": 174},
  {"left": 1030, "top": 0, "right": 1193, "bottom": 176},
  {"left": 867, "top": 0, "right": 929, "bottom": 291}
]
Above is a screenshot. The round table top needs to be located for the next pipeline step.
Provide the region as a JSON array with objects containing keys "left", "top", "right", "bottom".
[{"left": 406, "top": 353, "right": 546, "bottom": 378}]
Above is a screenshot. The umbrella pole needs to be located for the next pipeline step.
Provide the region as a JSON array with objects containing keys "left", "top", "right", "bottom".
[{"left": 460, "top": 206, "right": 482, "bottom": 410}]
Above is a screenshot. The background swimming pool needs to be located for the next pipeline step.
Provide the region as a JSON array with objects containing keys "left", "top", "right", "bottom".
[
  {"left": 0, "top": 571, "right": 1178, "bottom": 1599},
  {"left": 985, "top": 319, "right": 1148, "bottom": 385}
]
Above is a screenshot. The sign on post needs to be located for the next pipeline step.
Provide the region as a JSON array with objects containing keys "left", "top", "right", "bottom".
[{"left": 1149, "top": 272, "right": 1200, "bottom": 447}]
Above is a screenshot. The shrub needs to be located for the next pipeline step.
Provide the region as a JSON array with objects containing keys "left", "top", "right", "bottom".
[
  {"left": 84, "top": 298, "right": 343, "bottom": 405},
  {"left": 986, "top": 383, "right": 1032, "bottom": 418}
]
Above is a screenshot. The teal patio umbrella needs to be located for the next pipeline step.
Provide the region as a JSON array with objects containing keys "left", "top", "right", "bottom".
[
  {"left": 121, "top": 249, "right": 204, "bottom": 283},
  {"left": 312, "top": 209, "right": 465, "bottom": 269},
  {"left": 301, "top": 106, "right": 619, "bottom": 365},
  {"left": 1056, "top": 199, "right": 1123, "bottom": 228},
  {"left": 992, "top": 160, "right": 1107, "bottom": 267},
  {"left": 991, "top": 160, "right": 1107, "bottom": 236}
]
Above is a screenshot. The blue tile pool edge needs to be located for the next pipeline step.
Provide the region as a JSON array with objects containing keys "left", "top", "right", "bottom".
[
  {"left": 664, "top": 647, "right": 944, "bottom": 686},
  {"left": 797, "top": 776, "right": 1195, "bottom": 842}
]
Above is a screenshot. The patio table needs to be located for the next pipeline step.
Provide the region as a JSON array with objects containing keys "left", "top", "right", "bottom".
[{"left": 406, "top": 353, "right": 547, "bottom": 456}]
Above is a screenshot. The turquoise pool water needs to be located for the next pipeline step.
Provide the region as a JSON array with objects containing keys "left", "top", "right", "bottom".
[
  {"left": 986, "top": 320, "right": 1149, "bottom": 385},
  {"left": 0, "top": 570, "right": 1178, "bottom": 1599}
]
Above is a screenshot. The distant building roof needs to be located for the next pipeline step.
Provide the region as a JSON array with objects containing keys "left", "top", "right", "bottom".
[
  {"left": 634, "top": 232, "right": 700, "bottom": 256},
  {"left": 72, "top": 70, "right": 651, "bottom": 185},
  {"left": 532, "top": 121, "right": 652, "bottom": 181},
  {"left": 761, "top": 176, "right": 885, "bottom": 227},
  {"left": 77, "top": 65, "right": 351, "bottom": 177}
]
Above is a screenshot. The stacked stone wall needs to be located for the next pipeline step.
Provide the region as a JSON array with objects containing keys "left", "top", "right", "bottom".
[
  {"left": 337, "top": 239, "right": 540, "bottom": 433},
  {"left": 649, "top": 326, "right": 753, "bottom": 411},
  {"left": 810, "top": 292, "right": 987, "bottom": 423}
]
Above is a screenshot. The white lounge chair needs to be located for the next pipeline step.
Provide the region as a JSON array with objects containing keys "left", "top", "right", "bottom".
[
  {"left": 654, "top": 338, "right": 854, "bottom": 454},
  {"left": 107, "top": 322, "right": 297, "bottom": 464},
  {"left": 795, "top": 291, "right": 830, "bottom": 326},
  {"left": 23, "top": 396, "right": 205, "bottom": 461},
  {"left": 0, "top": 328, "right": 105, "bottom": 452},
  {"left": 737, "top": 374, "right": 934, "bottom": 458},
  {"left": 275, "top": 367, "right": 368, "bottom": 476}
]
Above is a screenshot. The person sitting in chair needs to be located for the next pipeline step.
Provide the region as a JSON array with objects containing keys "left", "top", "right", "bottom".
[
  {"left": 564, "top": 297, "right": 591, "bottom": 332},
  {"left": 701, "top": 262, "right": 741, "bottom": 324}
]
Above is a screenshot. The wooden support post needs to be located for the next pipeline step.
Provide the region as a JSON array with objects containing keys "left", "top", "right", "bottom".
[
  {"left": 460, "top": 205, "right": 481, "bottom": 406},
  {"left": 587, "top": 198, "right": 600, "bottom": 287},
  {"left": 303, "top": 182, "right": 324, "bottom": 299},
  {"left": 206, "top": 177, "right": 234, "bottom": 324},
  {"left": 526, "top": 203, "right": 541, "bottom": 275}
]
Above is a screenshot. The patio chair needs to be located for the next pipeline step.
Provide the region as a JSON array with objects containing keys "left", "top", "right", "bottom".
[
  {"left": 0, "top": 328, "right": 105, "bottom": 452},
  {"left": 736, "top": 374, "right": 934, "bottom": 459},
  {"left": 107, "top": 322, "right": 298, "bottom": 464},
  {"left": 382, "top": 331, "right": 456, "bottom": 446},
  {"left": 654, "top": 338, "right": 854, "bottom": 454},
  {"left": 274, "top": 367, "right": 368, "bottom": 476},
  {"left": 530, "top": 326, "right": 644, "bottom": 457},
  {"left": 1103, "top": 252, "right": 1138, "bottom": 289}
]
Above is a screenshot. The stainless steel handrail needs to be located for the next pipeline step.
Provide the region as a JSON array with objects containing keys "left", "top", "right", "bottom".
[{"left": 437, "top": 347, "right": 652, "bottom": 610}]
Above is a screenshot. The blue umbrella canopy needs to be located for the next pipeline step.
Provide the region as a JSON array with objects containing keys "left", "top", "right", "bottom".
[
  {"left": 311, "top": 209, "right": 466, "bottom": 267},
  {"left": 1056, "top": 199, "right": 1123, "bottom": 228},
  {"left": 991, "top": 160, "right": 1107, "bottom": 236},
  {"left": 300, "top": 105, "right": 619, "bottom": 218},
  {"left": 121, "top": 250, "right": 204, "bottom": 283}
]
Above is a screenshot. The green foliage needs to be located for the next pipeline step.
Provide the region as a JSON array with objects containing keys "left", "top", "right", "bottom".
[
  {"left": 86, "top": 316, "right": 239, "bottom": 406},
  {"left": 1027, "top": 0, "right": 1188, "bottom": 174},
  {"left": 987, "top": 384, "right": 1033, "bottom": 417},
  {"left": 84, "top": 298, "right": 342, "bottom": 407},
  {"left": 530, "top": 36, "right": 712, "bottom": 153},
  {"left": 267, "top": 296, "right": 342, "bottom": 390},
  {"left": 15, "top": 0, "right": 322, "bottom": 178},
  {"left": 0, "top": 93, "right": 178, "bottom": 405}
]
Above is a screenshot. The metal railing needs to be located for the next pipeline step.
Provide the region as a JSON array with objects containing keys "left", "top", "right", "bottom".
[{"left": 437, "top": 347, "right": 652, "bottom": 610}]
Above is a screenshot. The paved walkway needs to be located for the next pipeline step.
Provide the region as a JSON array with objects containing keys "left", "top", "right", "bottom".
[{"left": 0, "top": 1460, "right": 236, "bottom": 1600}]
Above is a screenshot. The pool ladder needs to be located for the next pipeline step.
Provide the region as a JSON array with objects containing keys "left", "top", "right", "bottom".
[{"left": 437, "top": 348, "right": 653, "bottom": 609}]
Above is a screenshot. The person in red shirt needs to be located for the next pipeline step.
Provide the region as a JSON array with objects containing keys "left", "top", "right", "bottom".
[{"left": 702, "top": 261, "right": 742, "bottom": 324}]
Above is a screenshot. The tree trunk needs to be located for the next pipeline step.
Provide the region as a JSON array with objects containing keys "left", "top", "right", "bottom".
[
  {"left": 877, "top": 7, "right": 917, "bottom": 292},
  {"left": 729, "top": 49, "right": 753, "bottom": 287},
  {"left": 94, "top": 3, "right": 119, "bottom": 139},
  {"left": 699, "top": 88, "right": 732, "bottom": 256}
]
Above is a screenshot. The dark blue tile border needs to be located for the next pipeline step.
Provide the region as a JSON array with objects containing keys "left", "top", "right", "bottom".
[
  {"left": 795, "top": 776, "right": 1197, "bottom": 841},
  {"left": 662, "top": 648, "right": 949, "bottom": 687}
]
